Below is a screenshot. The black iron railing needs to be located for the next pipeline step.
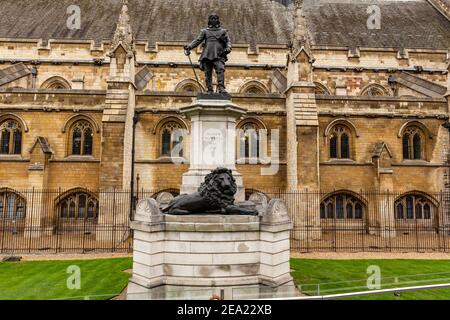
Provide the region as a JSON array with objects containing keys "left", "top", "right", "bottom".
[{"left": 0, "top": 188, "right": 449, "bottom": 253}]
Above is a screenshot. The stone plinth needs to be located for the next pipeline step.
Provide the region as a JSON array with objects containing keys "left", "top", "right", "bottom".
[
  {"left": 180, "top": 98, "right": 247, "bottom": 202},
  {"left": 127, "top": 199, "right": 297, "bottom": 300}
]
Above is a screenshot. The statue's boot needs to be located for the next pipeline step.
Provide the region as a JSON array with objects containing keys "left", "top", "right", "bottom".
[
  {"left": 217, "top": 69, "right": 227, "bottom": 94},
  {"left": 205, "top": 65, "right": 214, "bottom": 94},
  {"left": 206, "top": 79, "right": 214, "bottom": 94}
]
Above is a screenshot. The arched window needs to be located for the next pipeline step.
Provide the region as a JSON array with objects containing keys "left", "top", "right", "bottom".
[
  {"left": 70, "top": 121, "right": 94, "bottom": 156},
  {"left": 0, "top": 120, "right": 22, "bottom": 155},
  {"left": 0, "top": 190, "right": 26, "bottom": 220},
  {"left": 239, "top": 81, "right": 269, "bottom": 94},
  {"left": 329, "top": 125, "right": 351, "bottom": 159},
  {"left": 48, "top": 83, "right": 67, "bottom": 89},
  {"left": 320, "top": 193, "right": 365, "bottom": 220},
  {"left": 181, "top": 84, "right": 199, "bottom": 93},
  {"left": 160, "top": 122, "right": 184, "bottom": 157},
  {"left": 361, "top": 84, "right": 389, "bottom": 97},
  {"left": 244, "top": 86, "right": 265, "bottom": 94},
  {"left": 41, "top": 76, "right": 71, "bottom": 90},
  {"left": 395, "top": 194, "right": 435, "bottom": 220},
  {"left": 402, "top": 126, "right": 424, "bottom": 160},
  {"left": 239, "top": 123, "right": 260, "bottom": 159},
  {"left": 314, "top": 82, "right": 331, "bottom": 95},
  {"left": 175, "top": 79, "right": 203, "bottom": 93},
  {"left": 58, "top": 191, "right": 98, "bottom": 220},
  {"left": 237, "top": 120, "right": 267, "bottom": 162}
]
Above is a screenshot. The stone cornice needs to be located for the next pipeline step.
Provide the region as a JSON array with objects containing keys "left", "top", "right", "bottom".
[
  {"left": 0, "top": 88, "right": 106, "bottom": 95},
  {"left": 316, "top": 95, "right": 447, "bottom": 103}
]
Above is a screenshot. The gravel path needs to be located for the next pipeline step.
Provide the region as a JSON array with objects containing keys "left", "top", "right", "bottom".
[
  {"left": 0, "top": 253, "right": 132, "bottom": 261},
  {"left": 292, "top": 252, "right": 450, "bottom": 260}
]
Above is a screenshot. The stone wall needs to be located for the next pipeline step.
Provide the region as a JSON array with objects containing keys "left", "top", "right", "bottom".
[{"left": 0, "top": 14, "right": 449, "bottom": 232}]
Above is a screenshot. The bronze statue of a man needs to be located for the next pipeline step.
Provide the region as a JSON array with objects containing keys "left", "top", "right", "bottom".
[{"left": 184, "top": 14, "right": 232, "bottom": 94}]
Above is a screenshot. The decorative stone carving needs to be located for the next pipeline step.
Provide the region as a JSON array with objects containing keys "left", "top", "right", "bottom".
[
  {"left": 155, "top": 192, "right": 174, "bottom": 210},
  {"left": 262, "top": 199, "right": 290, "bottom": 223},
  {"left": 108, "top": 0, "right": 135, "bottom": 58},
  {"left": 248, "top": 192, "right": 269, "bottom": 214},
  {"left": 135, "top": 198, "right": 162, "bottom": 222},
  {"left": 289, "top": 0, "right": 314, "bottom": 63}
]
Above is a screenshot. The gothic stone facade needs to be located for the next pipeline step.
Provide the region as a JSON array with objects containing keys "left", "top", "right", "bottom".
[{"left": 1, "top": 0, "right": 450, "bottom": 238}]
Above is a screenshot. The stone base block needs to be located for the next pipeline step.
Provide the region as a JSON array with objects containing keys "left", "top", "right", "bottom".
[
  {"left": 127, "top": 281, "right": 298, "bottom": 300},
  {"left": 127, "top": 202, "right": 296, "bottom": 300}
]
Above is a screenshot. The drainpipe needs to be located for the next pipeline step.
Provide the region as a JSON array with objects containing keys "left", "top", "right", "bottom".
[{"left": 130, "top": 112, "right": 140, "bottom": 221}]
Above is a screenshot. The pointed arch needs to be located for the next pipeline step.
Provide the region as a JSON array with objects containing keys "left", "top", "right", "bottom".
[
  {"left": 394, "top": 191, "right": 439, "bottom": 221},
  {"left": 397, "top": 120, "right": 433, "bottom": 139},
  {"left": 324, "top": 119, "right": 360, "bottom": 138},
  {"left": 0, "top": 113, "right": 29, "bottom": 132},
  {"left": 62, "top": 114, "right": 100, "bottom": 134},
  {"left": 55, "top": 188, "right": 99, "bottom": 221},
  {"left": 175, "top": 79, "right": 205, "bottom": 93},
  {"left": 239, "top": 80, "right": 270, "bottom": 94},
  {"left": 236, "top": 117, "right": 268, "bottom": 162},
  {"left": 236, "top": 117, "right": 268, "bottom": 131},
  {"left": 153, "top": 116, "right": 189, "bottom": 158},
  {"left": 41, "top": 76, "right": 71, "bottom": 89},
  {"left": 399, "top": 121, "right": 432, "bottom": 161},
  {"left": 320, "top": 190, "right": 368, "bottom": 207},
  {"left": 151, "top": 116, "right": 189, "bottom": 135},
  {"left": 320, "top": 190, "right": 367, "bottom": 220},
  {"left": 324, "top": 119, "right": 359, "bottom": 160},
  {"left": 0, "top": 118, "right": 23, "bottom": 155},
  {"left": 0, "top": 188, "right": 27, "bottom": 221},
  {"left": 394, "top": 190, "right": 439, "bottom": 208},
  {"left": 54, "top": 188, "right": 99, "bottom": 205},
  {"left": 314, "top": 82, "right": 331, "bottom": 95},
  {"left": 71, "top": 123, "right": 92, "bottom": 156},
  {"left": 0, "top": 187, "right": 26, "bottom": 201},
  {"left": 63, "top": 115, "right": 99, "bottom": 157},
  {"left": 361, "top": 83, "right": 391, "bottom": 97}
]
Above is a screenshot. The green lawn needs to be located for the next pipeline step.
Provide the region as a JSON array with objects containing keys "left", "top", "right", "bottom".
[
  {"left": 1, "top": 257, "right": 450, "bottom": 300},
  {"left": 0, "top": 257, "right": 132, "bottom": 300},
  {"left": 291, "top": 259, "right": 450, "bottom": 300}
]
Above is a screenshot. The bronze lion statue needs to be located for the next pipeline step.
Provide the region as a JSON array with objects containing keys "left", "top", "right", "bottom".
[{"left": 162, "top": 167, "right": 258, "bottom": 215}]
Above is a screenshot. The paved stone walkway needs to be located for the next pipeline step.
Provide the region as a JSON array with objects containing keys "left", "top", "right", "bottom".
[{"left": 2, "top": 252, "right": 450, "bottom": 261}]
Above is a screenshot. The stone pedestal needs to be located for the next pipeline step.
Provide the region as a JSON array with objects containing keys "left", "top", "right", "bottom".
[
  {"left": 180, "top": 98, "right": 247, "bottom": 202},
  {"left": 127, "top": 198, "right": 297, "bottom": 300}
]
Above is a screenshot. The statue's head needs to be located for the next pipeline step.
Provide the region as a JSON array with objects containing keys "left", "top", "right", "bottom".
[
  {"left": 208, "top": 14, "right": 220, "bottom": 28},
  {"left": 213, "top": 169, "right": 234, "bottom": 194},
  {"left": 198, "top": 167, "right": 237, "bottom": 207}
]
